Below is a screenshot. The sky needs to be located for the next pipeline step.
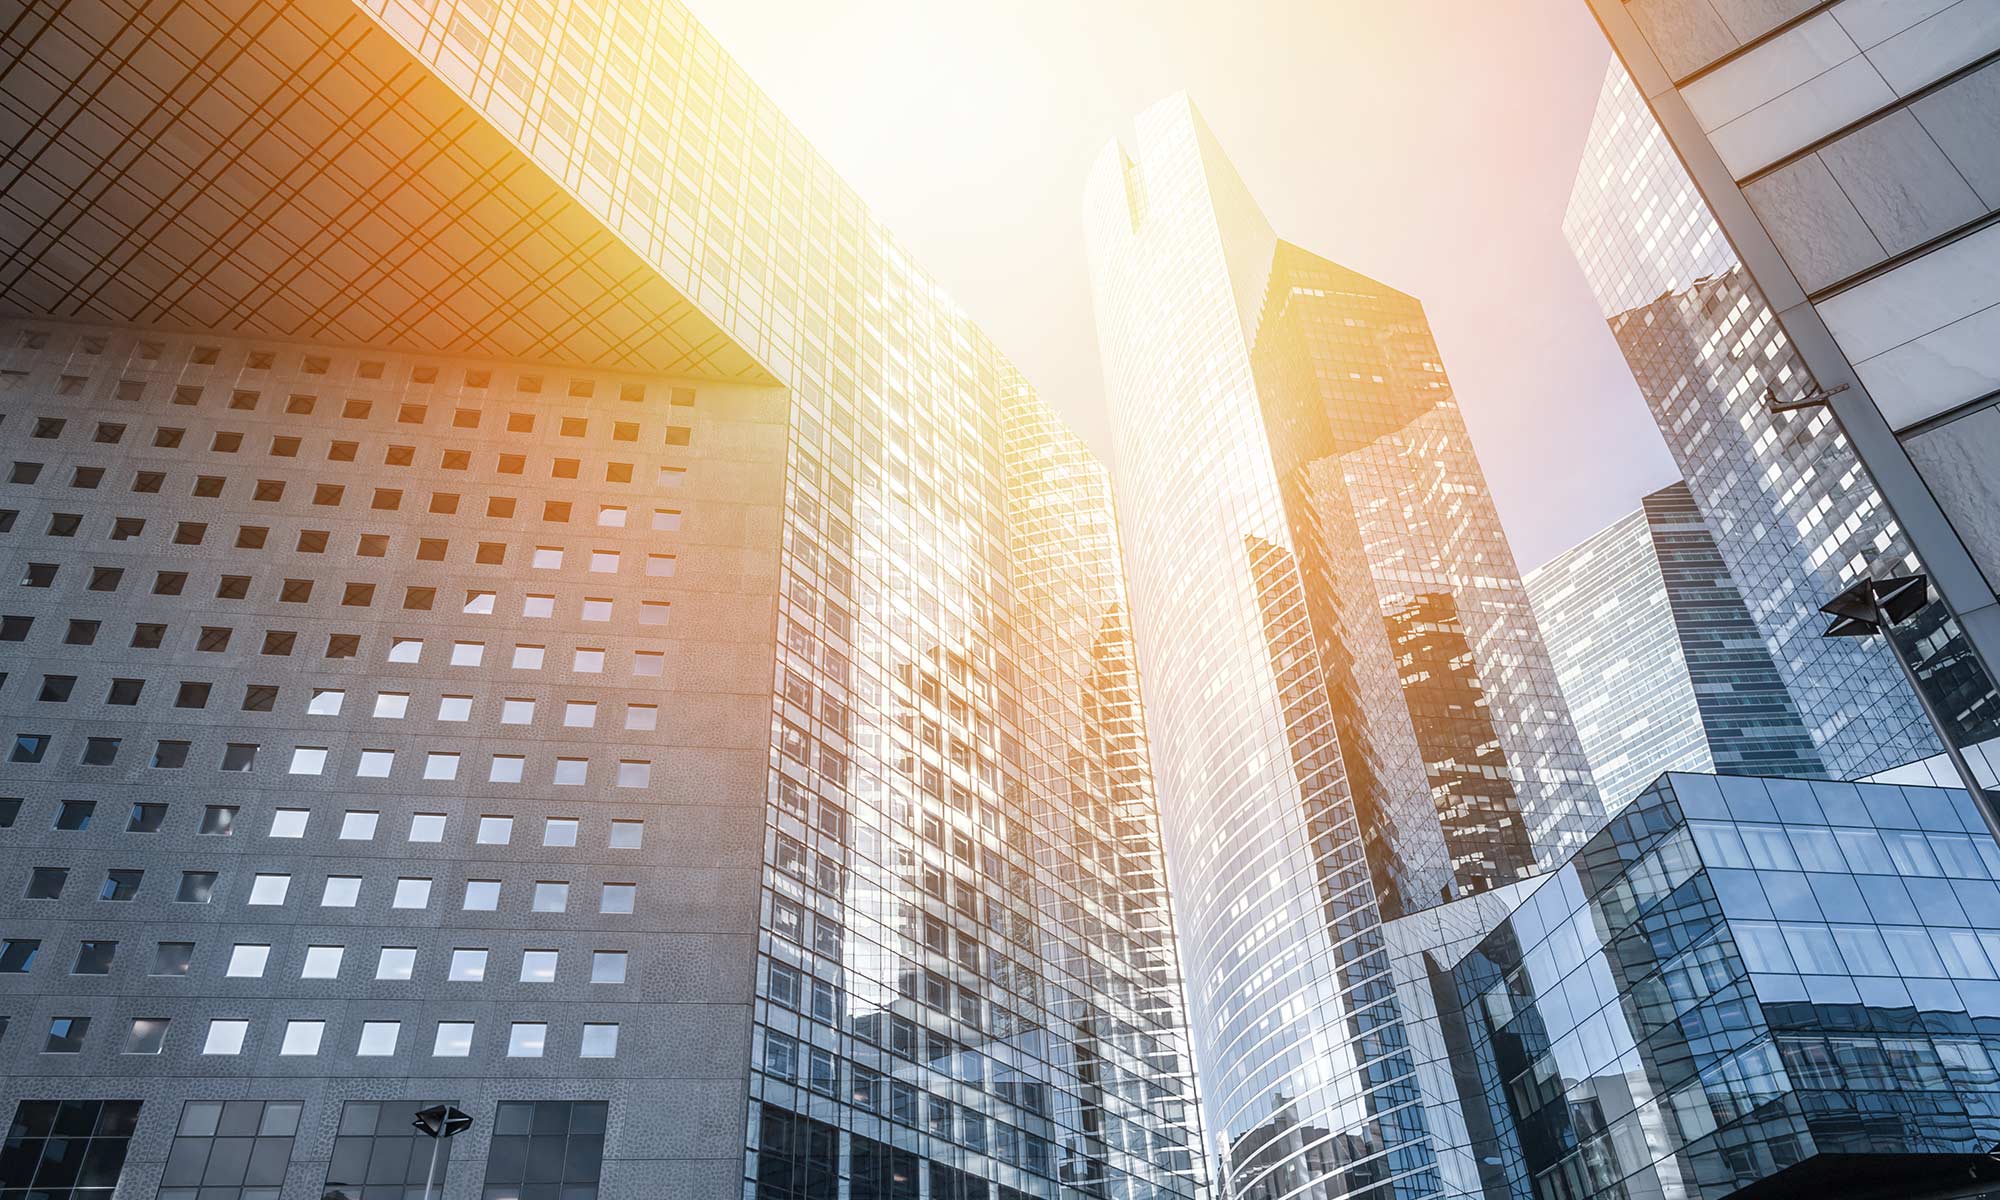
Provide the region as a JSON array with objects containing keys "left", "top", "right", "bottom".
[{"left": 681, "top": 0, "right": 1683, "bottom": 569}]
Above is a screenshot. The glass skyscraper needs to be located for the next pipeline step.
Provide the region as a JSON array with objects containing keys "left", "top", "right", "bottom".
[
  {"left": 1527, "top": 481, "right": 1825, "bottom": 812},
  {"left": 1084, "top": 94, "right": 1601, "bottom": 1200},
  {"left": 0, "top": 2, "right": 1203, "bottom": 1198},
  {"left": 1561, "top": 62, "right": 2000, "bottom": 779}
]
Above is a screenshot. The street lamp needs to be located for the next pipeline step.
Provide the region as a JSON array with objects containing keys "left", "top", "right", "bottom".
[
  {"left": 1820, "top": 572, "right": 2000, "bottom": 845},
  {"left": 412, "top": 1104, "right": 473, "bottom": 1200}
]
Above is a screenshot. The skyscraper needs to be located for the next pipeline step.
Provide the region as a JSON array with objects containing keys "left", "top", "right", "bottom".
[
  {"left": 1562, "top": 61, "right": 2000, "bottom": 778},
  {"left": 0, "top": 2, "right": 1203, "bottom": 1198},
  {"left": 1526, "top": 481, "right": 1825, "bottom": 811},
  {"left": 1579, "top": 1, "right": 2000, "bottom": 743},
  {"left": 1083, "top": 94, "right": 1601, "bottom": 1200}
]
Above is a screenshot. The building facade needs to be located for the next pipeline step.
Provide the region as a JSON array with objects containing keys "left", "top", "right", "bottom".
[
  {"left": 1446, "top": 771, "right": 2000, "bottom": 1200},
  {"left": 1562, "top": 62, "right": 2000, "bottom": 782},
  {"left": 0, "top": 2, "right": 1205, "bottom": 1198},
  {"left": 1578, "top": 1, "right": 2000, "bottom": 745},
  {"left": 1083, "top": 95, "right": 1601, "bottom": 1200},
  {"left": 1526, "top": 482, "right": 1825, "bottom": 813}
]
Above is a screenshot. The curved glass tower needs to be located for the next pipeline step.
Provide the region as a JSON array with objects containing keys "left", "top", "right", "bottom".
[{"left": 1083, "top": 96, "right": 1601, "bottom": 1199}]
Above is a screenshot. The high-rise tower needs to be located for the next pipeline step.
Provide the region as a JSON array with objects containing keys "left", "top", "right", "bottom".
[
  {"left": 1561, "top": 62, "right": 2000, "bottom": 778},
  {"left": 0, "top": 2, "right": 1203, "bottom": 1198},
  {"left": 1083, "top": 94, "right": 1601, "bottom": 1200}
]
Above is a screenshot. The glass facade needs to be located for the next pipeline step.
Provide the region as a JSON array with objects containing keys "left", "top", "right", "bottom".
[
  {"left": 1561, "top": 63, "right": 2000, "bottom": 777},
  {"left": 1083, "top": 95, "right": 1601, "bottom": 1200},
  {"left": 0, "top": 1, "right": 1202, "bottom": 1199},
  {"left": 1527, "top": 483, "right": 1825, "bottom": 813},
  {"left": 1446, "top": 771, "right": 2000, "bottom": 1200}
]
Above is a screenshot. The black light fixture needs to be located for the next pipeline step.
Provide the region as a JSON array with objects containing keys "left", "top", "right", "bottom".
[
  {"left": 412, "top": 1104, "right": 473, "bottom": 1200},
  {"left": 1820, "top": 573, "right": 2000, "bottom": 846}
]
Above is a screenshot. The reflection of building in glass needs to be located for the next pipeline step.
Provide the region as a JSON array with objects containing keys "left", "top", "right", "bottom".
[
  {"left": 1528, "top": 482, "right": 1825, "bottom": 812},
  {"left": 1084, "top": 94, "right": 1600, "bottom": 1200},
  {"left": 1441, "top": 771, "right": 2000, "bottom": 1200},
  {"left": 0, "top": 1, "right": 1202, "bottom": 1197},
  {"left": 1562, "top": 63, "right": 2000, "bottom": 779}
]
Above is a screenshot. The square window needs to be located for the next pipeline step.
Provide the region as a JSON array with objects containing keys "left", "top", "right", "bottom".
[
  {"left": 152, "top": 942, "right": 194, "bottom": 975},
  {"left": 520, "top": 950, "right": 558, "bottom": 983},
  {"left": 432, "top": 1021, "right": 474, "bottom": 1057},
  {"left": 523, "top": 594, "right": 555, "bottom": 618},
  {"left": 532, "top": 882, "right": 569, "bottom": 913},
  {"left": 581, "top": 1023, "right": 619, "bottom": 1058},
  {"left": 248, "top": 873, "right": 290, "bottom": 905},
  {"left": 72, "top": 940, "right": 116, "bottom": 975},
  {"left": 478, "top": 816, "right": 514, "bottom": 844},
  {"left": 303, "top": 946, "right": 344, "bottom": 979},
  {"left": 652, "top": 508, "right": 682, "bottom": 531},
  {"left": 289, "top": 747, "right": 327, "bottom": 775},
  {"left": 591, "top": 951, "right": 628, "bottom": 985},
  {"left": 340, "top": 811, "right": 379, "bottom": 840},
  {"left": 177, "top": 872, "right": 217, "bottom": 903},
  {"left": 357, "top": 749, "right": 394, "bottom": 777},
  {"left": 45, "top": 1016, "right": 89, "bottom": 1054},
  {"left": 590, "top": 550, "right": 620, "bottom": 573},
  {"left": 55, "top": 799, "right": 95, "bottom": 830},
  {"left": 600, "top": 883, "right": 636, "bottom": 914},
  {"left": 423, "top": 752, "right": 459, "bottom": 781},
  {"left": 552, "top": 458, "right": 579, "bottom": 479},
  {"left": 281, "top": 1020, "right": 324, "bottom": 1055},
  {"left": 321, "top": 876, "right": 361, "bottom": 907},
  {"left": 532, "top": 547, "right": 562, "bottom": 569},
  {"left": 646, "top": 554, "right": 677, "bottom": 577},
  {"left": 226, "top": 944, "right": 270, "bottom": 978},
  {"left": 358, "top": 1021, "right": 400, "bottom": 1056},
  {"left": 308, "top": 688, "right": 345, "bottom": 716},
  {"left": 598, "top": 506, "right": 627, "bottom": 526},
  {"left": 507, "top": 1022, "right": 547, "bottom": 1058},
  {"left": 554, "top": 758, "right": 587, "bottom": 785},
  {"left": 501, "top": 698, "right": 535, "bottom": 724},
  {"left": 222, "top": 743, "right": 257, "bottom": 771},
  {"left": 128, "top": 802, "right": 167, "bottom": 832},
  {"left": 376, "top": 948, "right": 416, "bottom": 981},
  {"left": 512, "top": 645, "right": 544, "bottom": 669},
  {"left": 241, "top": 683, "right": 277, "bottom": 711},
  {"left": 582, "top": 598, "right": 612, "bottom": 621},
  {"left": 640, "top": 601, "right": 671, "bottom": 626},
  {"left": 393, "top": 878, "right": 432, "bottom": 909},
  {"left": 409, "top": 813, "right": 447, "bottom": 842},
  {"left": 573, "top": 648, "right": 605, "bottom": 673},
  {"left": 490, "top": 755, "right": 525, "bottom": 783},
  {"left": 633, "top": 651, "right": 665, "bottom": 677},
  {"left": 81, "top": 737, "right": 120, "bottom": 766},
  {"left": 609, "top": 820, "right": 644, "bottom": 850},
  {"left": 373, "top": 692, "right": 410, "bottom": 719},
  {"left": 625, "top": 705, "right": 658, "bottom": 731},
  {"left": 476, "top": 541, "right": 507, "bottom": 564},
  {"left": 617, "top": 760, "right": 651, "bottom": 788},
  {"left": 388, "top": 637, "right": 423, "bottom": 663},
  {"left": 463, "top": 880, "right": 501, "bottom": 911},
  {"left": 101, "top": 868, "right": 143, "bottom": 900},
  {"left": 269, "top": 808, "right": 309, "bottom": 838},
  {"left": 543, "top": 818, "right": 579, "bottom": 847},
  {"left": 463, "top": 590, "right": 495, "bottom": 615},
  {"left": 449, "top": 949, "right": 488, "bottom": 982},
  {"left": 439, "top": 695, "right": 473, "bottom": 721},
  {"left": 564, "top": 702, "right": 597, "bottom": 728},
  {"left": 203, "top": 1019, "right": 248, "bottom": 1055},
  {"left": 451, "top": 641, "right": 484, "bottom": 666}
]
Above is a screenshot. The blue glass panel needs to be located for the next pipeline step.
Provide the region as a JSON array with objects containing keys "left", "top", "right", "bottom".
[
  {"left": 1758, "top": 871, "right": 1821, "bottom": 921},
  {"left": 1719, "top": 775, "right": 1778, "bottom": 822},
  {"left": 1860, "top": 876, "right": 1920, "bottom": 924},
  {"left": 1765, "top": 777, "right": 1827, "bottom": 824},
  {"left": 1906, "top": 787, "right": 1965, "bottom": 831},
  {"left": 1903, "top": 878, "right": 1968, "bottom": 925},
  {"left": 1811, "top": 782, "right": 1872, "bottom": 826},
  {"left": 1857, "top": 784, "right": 1920, "bottom": 829},
  {"left": 1804, "top": 873, "right": 1871, "bottom": 922},
  {"left": 1709, "top": 869, "right": 1773, "bottom": 919},
  {"left": 1667, "top": 773, "right": 1728, "bottom": 820}
]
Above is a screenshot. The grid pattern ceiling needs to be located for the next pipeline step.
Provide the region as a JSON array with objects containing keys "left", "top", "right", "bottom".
[{"left": 0, "top": 0, "right": 772, "bottom": 380}]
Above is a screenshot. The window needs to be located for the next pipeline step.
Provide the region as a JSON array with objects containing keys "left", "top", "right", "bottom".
[
  {"left": 532, "top": 882, "right": 569, "bottom": 912},
  {"left": 376, "top": 948, "right": 416, "bottom": 981},
  {"left": 506, "top": 1023, "right": 547, "bottom": 1058},
  {"left": 0, "top": 939, "right": 39, "bottom": 972},
  {"left": 288, "top": 747, "right": 326, "bottom": 775},
  {"left": 268, "top": 808, "right": 309, "bottom": 838},
  {"left": 591, "top": 951, "right": 628, "bottom": 985},
  {"left": 225, "top": 944, "right": 270, "bottom": 978},
  {"left": 463, "top": 590, "right": 495, "bottom": 615},
  {"left": 617, "top": 760, "right": 651, "bottom": 788},
  {"left": 202, "top": 1019, "right": 249, "bottom": 1055},
  {"left": 247, "top": 874, "right": 290, "bottom": 905},
  {"left": 463, "top": 880, "right": 501, "bottom": 910},
  {"left": 600, "top": 883, "right": 636, "bottom": 914},
  {"left": 373, "top": 692, "right": 409, "bottom": 718},
  {"left": 580, "top": 1023, "right": 619, "bottom": 1058},
  {"left": 477, "top": 816, "right": 513, "bottom": 844},
  {"left": 581, "top": 597, "right": 612, "bottom": 621},
  {"left": 438, "top": 695, "right": 472, "bottom": 721},
  {"left": 159, "top": 1099, "right": 302, "bottom": 1198},
  {"left": 409, "top": 813, "right": 446, "bottom": 842},
  {"left": 598, "top": 505, "right": 626, "bottom": 526},
  {"left": 202, "top": 805, "right": 239, "bottom": 834},
  {"left": 339, "top": 811, "right": 379, "bottom": 840},
  {"left": 279, "top": 1021, "right": 323, "bottom": 1056},
  {"left": 522, "top": 594, "right": 554, "bottom": 618},
  {"left": 125, "top": 1018, "right": 169, "bottom": 1056},
  {"left": 302, "top": 946, "right": 344, "bottom": 979},
  {"left": 490, "top": 755, "right": 525, "bottom": 783},
  {"left": 392, "top": 878, "right": 433, "bottom": 909},
  {"left": 625, "top": 705, "right": 657, "bottom": 731},
  {"left": 450, "top": 641, "right": 484, "bottom": 667},
  {"left": 221, "top": 743, "right": 257, "bottom": 771},
  {"left": 543, "top": 817, "right": 579, "bottom": 847},
  {"left": 511, "top": 644, "right": 544, "bottom": 669},
  {"left": 154, "top": 740, "right": 190, "bottom": 768},
  {"left": 554, "top": 758, "right": 587, "bottom": 785},
  {"left": 432, "top": 1022, "right": 474, "bottom": 1057},
  {"left": 564, "top": 701, "right": 597, "bottom": 728},
  {"left": 44, "top": 1017, "right": 90, "bottom": 1054},
  {"left": 532, "top": 546, "right": 562, "bottom": 569},
  {"left": 482, "top": 1102, "right": 607, "bottom": 1198},
  {"left": 177, "top": 872, "right": 216, "bottom": 903},
  {"left": 423, "top": 752, "right": 459, "bottom": 780},
  {"left": 55, "top": 799, "right": 94, "bottom": 830},
  {"left": 0, "top": 1099, "right": 141, "bottom": 1192},
  {"left": 448, "top": 949, "right": 488, "bottom": 982},
  {"left": 356, "top": 1023, "right": 400, "bottom": 1056},
  {"left": 72, "top": 941, "right": 116, "bottom": 975},
  {"left": 590, "top": 550, "right": 619, "bottom": 573},
  {"left": 152, "top": 942, "right": 194, "bottom": 975},
  {"left": 25, "top": 866, "right": 68, "bottom": 899},
  {"left": 573, "top": 648, "right": 605, "bottom": 673},
  {"left": 128, "top": 802, "right": 167, "bottom": 832},
  {"left": 502, "top": 698, "right": 535, "bottom": 724},
  {"left": 101, "top": 868, "right": 142, "bottom": 900},
  {"left": 321, "top": 876, "right": 361, "bottom": 908},
  {"left": 357, "top": 749, "right": 393, "bottom": 777},
  {"left": 520, "top": 950, "right": 558, "bottom": 983}
]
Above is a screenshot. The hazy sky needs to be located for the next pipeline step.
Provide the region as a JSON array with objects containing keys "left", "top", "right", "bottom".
[{"left": 681, "top": 0, "right": 1682, "bottom": 569}]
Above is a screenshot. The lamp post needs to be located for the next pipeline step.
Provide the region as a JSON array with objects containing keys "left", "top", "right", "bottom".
[
  {"left": 412, "top": 1104, "right": 473, "bottom": 1200},
  {"left": 1820, "top": 573, "right": 2000, "bottom": 846}
]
